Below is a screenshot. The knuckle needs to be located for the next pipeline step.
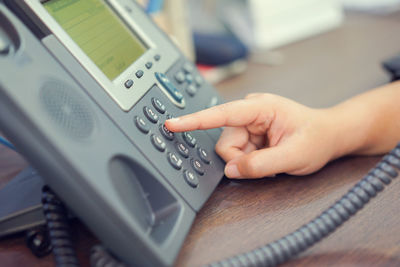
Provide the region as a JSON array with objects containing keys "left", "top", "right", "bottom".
[{"left": 239, "top": 154, "right": 261, "bottom": 178}]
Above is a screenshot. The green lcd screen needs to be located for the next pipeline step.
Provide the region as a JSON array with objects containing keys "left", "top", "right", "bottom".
[{"left": 43, "top": 0, "right": 148, "bottom": 80}]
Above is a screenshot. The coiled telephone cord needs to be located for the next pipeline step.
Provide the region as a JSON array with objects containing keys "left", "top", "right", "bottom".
[{"left": 206, "top": 143, "right": 400, "bottom": 267}]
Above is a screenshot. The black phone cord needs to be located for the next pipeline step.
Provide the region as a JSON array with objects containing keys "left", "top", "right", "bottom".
[
  {"left": 205, "top": 143, "right": 400, "bottom": 267},
  {"left": 42, "top": 185, "right": 80, "bottom": 267}
]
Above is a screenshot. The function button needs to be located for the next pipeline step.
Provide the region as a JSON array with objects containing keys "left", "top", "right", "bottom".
[
  {"left": 176, "top": 142, "right": 189, "bottom": 158},
  {"left": 124, "top": 79, "right": 133, "bottom": 89},
  {"left": 174, "top": 71, "right": 186, "bottom": 84},
  {"left": 136, "top": 70, "right": 144, "bottom": 78},
  {"left": 197, "top": 147, "right": 211, "bottom": 164},
  {"left": 183, "top": 62, "right": 194, "bottom": 74},
  {"left": 143, "top": 106, "right": 159, "bottom": 123},
  {"left": 134, "top": 116, "right": 149, "bottom": 134},
  {"left": 183, "top": 170, "right": 199, "bottom": 188},
  {"left": 145, "top": 62, "right": 153, "bottom": 69},
  {"left": 185, "top": 74, "right": 193, "bottom": 84},
  {"left": 151, "top": 97, "right": 166, "bottom": 114},
  {"left": 191, "top": 159, "right": 205, "bottom": 175},
  {"left": 186, "top": 84, "right": 197, "bottom": 97},
  {"left": 182, "top": 132, "right": 196, "bottom": 147},
  {"left": 155, "top": 72, "right": 184, "bottom": 104},
  {"left": 151, "top": 134, "right": 166, "bottom": 152},
  {"left": 167, "top": 152, "right": 183, "bottom": 170},
  {"left": 154, "top": 54, "right": 161, "bottom": 61},
  {"left": 159, "top": 124, "right": 174, "bottom": 141},
  {"left": 194, "top": 75, "right": 203, "bottom": 87}
]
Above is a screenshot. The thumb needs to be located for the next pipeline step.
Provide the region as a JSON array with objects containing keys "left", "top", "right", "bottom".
[{"left": 224, "top": 146, "right": 297, "bottom": 178}]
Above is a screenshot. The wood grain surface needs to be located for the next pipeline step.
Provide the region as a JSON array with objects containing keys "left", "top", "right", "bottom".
[{"left": 1, "top": 11, "right": 400, "bottom": 267}]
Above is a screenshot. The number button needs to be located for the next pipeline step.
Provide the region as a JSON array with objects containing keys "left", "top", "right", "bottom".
[
  {"left": 183, "top": 170, "right": 199, "bottom": 188},
  {"left": 197, "top": 147, "right": 211, "bottom": 164},
  {"left": 159, "top": 124, "right": 174, "bottom": 141},
  {"left": 134, "top": 116, "right": 149, "bottom": 134},
  {"left": 176, "top": 142, "right": 189, "bottom": 158},
  {"left": 191, "top": 159, "right": 205, "bottom": 175},
  {"left": 186, "top": 84, "right": 197, "bottom": 97},
  {"left": 151, "top": 134, "right": 166, "bottom": 152},
  {"left": 167, "top": 152, "right": 183, "bottom": 170},
  {"left": 182, "top": 132, "right": 196, "bottom": 147},
  {"left": 143, "top": 106, "right": 159, "bottom": 123},
  {"left": 151, "top": 97, "right": 166, "bottom": 114}
]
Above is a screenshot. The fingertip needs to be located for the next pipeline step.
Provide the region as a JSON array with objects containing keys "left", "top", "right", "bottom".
[
  {"left": 165, "top": 117, "right": 181, "bottom": 131},
  {"left": 224, "top": 163, "right": 241, "bottom": 178}
]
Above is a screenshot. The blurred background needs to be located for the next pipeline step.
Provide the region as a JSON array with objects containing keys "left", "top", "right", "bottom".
[{"left": 136, "top": 0, "right": 400, "bottom": 103}]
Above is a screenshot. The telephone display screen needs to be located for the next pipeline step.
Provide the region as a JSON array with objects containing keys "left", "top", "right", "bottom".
[{"left": 43, "top": 0, "right": 148, "bottom": 80}]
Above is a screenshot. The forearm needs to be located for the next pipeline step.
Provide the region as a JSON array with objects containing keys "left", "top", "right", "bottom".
[{"left": 327, "top": 81, "right": 400, "bottom": 159}]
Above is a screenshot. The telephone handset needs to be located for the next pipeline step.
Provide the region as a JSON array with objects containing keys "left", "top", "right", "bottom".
[{"left": 0, "top": 0, "right": 225, "bottom": 266}]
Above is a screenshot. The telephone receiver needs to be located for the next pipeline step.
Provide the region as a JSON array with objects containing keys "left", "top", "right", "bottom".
[{"left": 0, "top": 0, "right": 225, "bottom": 266}]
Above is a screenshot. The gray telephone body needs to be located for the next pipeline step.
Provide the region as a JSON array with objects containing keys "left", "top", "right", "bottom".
[{"left": 0, "top": 0, "right": 225, "bottom": 266}]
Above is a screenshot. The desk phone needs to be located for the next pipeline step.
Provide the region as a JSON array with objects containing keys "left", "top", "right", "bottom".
[{"left": 0, "top": 0, "right": 225, "bottom": 266}]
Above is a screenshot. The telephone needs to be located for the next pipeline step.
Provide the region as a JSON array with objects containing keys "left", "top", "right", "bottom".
[{"left": 0, "top": 0, "right": 225, "bottom": 266}]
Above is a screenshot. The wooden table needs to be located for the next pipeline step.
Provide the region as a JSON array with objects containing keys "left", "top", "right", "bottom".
[{"left": 1, "top": 11, "right": 400, "bottom": 267}]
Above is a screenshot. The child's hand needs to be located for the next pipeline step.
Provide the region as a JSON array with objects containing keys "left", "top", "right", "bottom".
[{"left": 165, "top": 93, "right": 339, "bottom": 179}]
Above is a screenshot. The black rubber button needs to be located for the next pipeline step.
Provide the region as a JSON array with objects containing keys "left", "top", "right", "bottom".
[
  {"left": 186, "top": 84, "right": 197, "bottom": 97},
  {"left": 143, "top": 106, "right": 159, "bottom": 123},
  {"left": 197, "top": 147, "right": 211, "bottom": 164},
  {"left": 154, "top": 54, "right": 161, "bottom": 61},
  {"left": 182, "top": 132, "right": 196, "bottom": 147},
  {"left": 124, "top": 79, "right": 133, "bottom": 88},
  {"left": 134, "top": 116, "right": 149, "bottom": 134},
  {"left": 175, "top": 71, "right": 186, "bottom": 84},
  {"left": 159, "top": 124, "right": 174, "bottom": 141},
  {"left": 136, "top": 70, "right": 144, "bottom": 78},
  {"left": 191, "top": 159, "right": 204, "bottom": 175},
  {"left": 167, "top": 152, "right": 183, "bottom": 170},
  {"left": 151, "top": 134, "right": 166, "bottom": 152},
  {"left": 151, "top": 97, "right": 166, "bottom": 114},
  {"left": 185, "top": 74, "right": 193, "bottom": 84},
  {"left": 176, "top": 142, "right": 189, "bottom": 158},
  {"left": 194, "top": 75, "right": 203, "bottom": 87},
  {"left": 145, "top": 62, "right": 153, "bottom": 69},
  {"left": 183, "top": 170, "right": 199, "bottom": 188}
]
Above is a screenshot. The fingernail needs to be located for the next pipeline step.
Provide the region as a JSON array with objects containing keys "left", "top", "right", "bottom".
[{"left": 225, "top": 164, "right": 241, "bottom": 178}]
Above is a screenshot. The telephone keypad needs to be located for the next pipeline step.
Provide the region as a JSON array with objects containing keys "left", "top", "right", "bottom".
[
  {"left": 167, "top": 152, "right": 183, "bottom": 170},
  {"left": 151, "top": 134, "right": 166, "bottom": 152},
  {"left": 143, "top": 106, "right": 159, "bottom": 123},
  {"left": 134, "top": 116, "right": 150, "bottom": 134}
]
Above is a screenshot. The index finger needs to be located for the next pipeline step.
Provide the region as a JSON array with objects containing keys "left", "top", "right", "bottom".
[{"left": 165, "top": 99, "right": 263, "bottom": 132}]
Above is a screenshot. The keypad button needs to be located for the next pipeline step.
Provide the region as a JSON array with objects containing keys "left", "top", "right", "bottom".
[
  {"left": 136, "top": 70, "right": 144, "bottom": 78},
  {"left": 197, "top": 147, "right": 211, "bottom": 164},
  {"left": 134, "top": 116, "right": 149, "bottom": 134},
  {"left": 145, "top": 62, "right": 153, "bottom": 69},
  {"left": 185, "top": 74, "right": 193, "bottom": 84},
  {"left": 176, "top": 142, "right": 189, "bottom": 158},
  {"left": 186, "top": 84, "right": 197, "bottom": 97},
  {"left": 124, "top": 79, "right": 133, "bottom": 88},
  {"left": 151, "top": 97, "right": 166, "bottom": 114},
  {"left": 167, "top": 152, "right": 183, "bottom": 170},
  {"left": 183, "top": 170, "right": 199, "bottom": 188},
  {"left": 151, "top": 134, "right": 166, "bottom": 152},
  {"left": 183, "top": 63, "right": 194, "bottom": 74},
  {"left": 155, "top": 72, "right": 184, "bottom": 104},
  {"left": 191, "top": 159, "right": 205, "bottom": 175},
  {"left": 154, "top": 54, "right": 161, "bottom": 61},
  {"left": 175, "top": 71, "right": 186, "bottom": 84},
  {"left": 194, "top": 75, "right": 203, "bottom": 87},
  {"left": 143, "top": 106, "right": 159, "bottom": 123},
  {"left": 182, "top": 132, "right": 196, "bottom": 147},
  {"left": 159, "top": 124, "right": 174, "bottom": 141}
]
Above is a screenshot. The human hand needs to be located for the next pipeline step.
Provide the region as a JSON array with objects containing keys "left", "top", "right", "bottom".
[{"left": 165, "top": 93, "right": 339, "bottom": 179}]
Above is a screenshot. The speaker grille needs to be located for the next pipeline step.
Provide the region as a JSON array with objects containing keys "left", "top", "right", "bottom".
[{"left": 40, "top": 80, "right": 95, "bottom": 139}]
